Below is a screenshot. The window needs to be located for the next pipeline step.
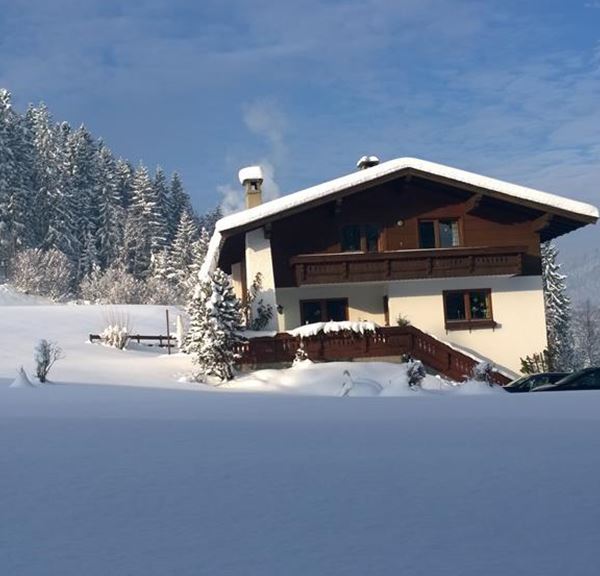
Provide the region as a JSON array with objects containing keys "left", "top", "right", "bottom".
[
  {"left": 341, "top": 225, "right": 361, "bottom": 252},
  {"left": 341, "top": 224, "right": 380, "bottom": 252},
  {"left": 365, "top": 224, "right": 380, "bottom": 252},
  {"left": 443, "top": 289, "right": 495, "bottom": 330},
  {"left": 301, "top": 299, "right": 348, "bottom": 324},
  {"left": 419, "top": 219, "right": 460, "bottom": 249}
]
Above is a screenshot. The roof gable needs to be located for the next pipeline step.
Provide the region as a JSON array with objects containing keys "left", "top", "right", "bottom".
[{"left": 216, "top": 157, "right": 598, "bottom": 235}]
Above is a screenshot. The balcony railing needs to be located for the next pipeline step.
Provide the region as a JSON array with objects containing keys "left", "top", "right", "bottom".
[
  {"left": 290, "top": 246, "right": 526, "bottom": 285},
  {"left": 233, "top": 326, "right": 511, "bottom": 385}
]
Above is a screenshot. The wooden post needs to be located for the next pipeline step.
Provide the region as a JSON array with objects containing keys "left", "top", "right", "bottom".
[{"left": 165, "top": 309, "right": 171, "bottom": 355}]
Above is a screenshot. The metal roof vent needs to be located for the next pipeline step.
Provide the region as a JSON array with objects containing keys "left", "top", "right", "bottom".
[{"left": 356, "top": 155, "right": 380, "bottom": 170}]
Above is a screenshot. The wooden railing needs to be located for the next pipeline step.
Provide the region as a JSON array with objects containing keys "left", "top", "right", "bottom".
[
  {"left": 233, "top": 326, "right": 511, "bottom": 385},
  {"left": 290, "top": 246, "right": 526, "bottom": 285}
]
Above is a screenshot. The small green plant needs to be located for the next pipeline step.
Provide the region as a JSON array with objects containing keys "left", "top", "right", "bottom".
[
  {"left": 396, "top": 313, "right": 411, "bottom": 327},
  {"left": 520, "top": 350, "right": 551, "bottom": 374}
]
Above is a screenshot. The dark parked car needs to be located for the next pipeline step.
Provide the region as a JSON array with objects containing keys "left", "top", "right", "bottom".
[
  {"left": 503, "top": 372, "right": 570, "bottom": 393},
  {"left": 533, "top": 367, "right": 600, "bottom": 392}
]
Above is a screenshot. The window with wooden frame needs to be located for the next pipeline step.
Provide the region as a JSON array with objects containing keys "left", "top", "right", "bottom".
[
  {"left": 340, "top": 224, "right": 381, "bottom": 253},
  {"left": 300, "top": 298, "right": 348, "bottom": 325},
  {"left": 418, "top": 219, "right": 461, "bottom": 249},
  {"left": 443, "top": 289, "right": 495, "bottom": 330}
]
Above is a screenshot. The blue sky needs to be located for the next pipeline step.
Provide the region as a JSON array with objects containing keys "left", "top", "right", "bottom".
[{"left": 1, "top": 0, "right": 599, "bottom": 255}]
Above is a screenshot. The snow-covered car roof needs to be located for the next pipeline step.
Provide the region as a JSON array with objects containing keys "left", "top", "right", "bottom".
[{"left": 216, "top": 157, "right": 599, "bottom": 234}]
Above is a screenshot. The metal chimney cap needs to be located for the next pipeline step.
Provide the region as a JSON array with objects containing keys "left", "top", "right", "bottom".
[
  {"left": 356, "top": 155, "right": 380, "bottom": 169},
  {"left": 238, "top": 165, "right": 264, "bottom": 185}
]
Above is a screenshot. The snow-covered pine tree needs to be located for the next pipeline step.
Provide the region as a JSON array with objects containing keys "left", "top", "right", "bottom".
[
  {"left": 198, "top": 205, "right": 222, "bottom": 235},
  {"left": 44, "top": 121, "right": 79, "bottom": 264},
  {"left": 541, "top": 241, "right": 575, "bottom": 370},
  {"left": 170, "top": 210, "right": 199, "bottom": 282},
  {"left": 26, "top": 104, "right": 57, "bottom": 246},
  {"left": 167, "top": 172, "right": 193, "bottom": 241},
  {"left": 185, "top": 268, "right": 244, "bottom": 382},
  {"left": 179, "top": 227, "right": 211, "bottom": 300},
  {"left": 68, "top": 126, "right": 102, "bottom": 280},
  {"left": 115, "top": 158, "right": 134, "bottom": 210},
  {"left": 0, "top": 89, "right": 33, "bottom": 267},
  {"left": 96, "top": 144, "right": 123, "bottom": 269},
  {"left": 153, "top": 166, "right": 170, "bottom": 246},
  {"left": 126, "top": 165, "right": 156, "bottom": 277}
]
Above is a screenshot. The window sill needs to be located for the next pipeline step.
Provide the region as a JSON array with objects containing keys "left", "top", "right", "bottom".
[{"left": 445, "top": 320, "right": 497, "bottom": 331}]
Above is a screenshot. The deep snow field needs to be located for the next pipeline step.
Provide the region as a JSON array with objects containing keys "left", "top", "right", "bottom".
[{"left": 2, "top": 286, "right": 600, "bottom": 575}]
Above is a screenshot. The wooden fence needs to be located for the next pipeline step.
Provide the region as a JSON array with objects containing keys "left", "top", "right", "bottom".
[
  {"left": 89, "top": 334, "right": 176, "bottom": 348},
  {"left": 233, "top": 326, "right": 511, "bottom": 385}
]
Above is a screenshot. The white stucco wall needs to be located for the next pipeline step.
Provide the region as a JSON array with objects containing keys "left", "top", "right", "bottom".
[
  {"left": 276, "top": 284, "right": 387, "bottom": 331},
  {"left": 245, "top": 228, "right": 278, "bottom": 330},
  {"left": 275, "top": 276, "right": 547, "bottom": 374},
  {"left": 386, "top": 276, "right": 547, "bottom": 374}
]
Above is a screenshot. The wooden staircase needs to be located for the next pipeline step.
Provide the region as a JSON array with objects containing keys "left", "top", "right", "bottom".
[{"left": 234, "top": 325, "right": 511, "bottom": 385}]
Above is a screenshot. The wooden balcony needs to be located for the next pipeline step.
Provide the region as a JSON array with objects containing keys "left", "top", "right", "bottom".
[{"left": 290, "top": 246, "right": 526, "bottom": 285}]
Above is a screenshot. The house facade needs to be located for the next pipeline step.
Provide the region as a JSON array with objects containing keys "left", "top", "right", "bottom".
[{"left": 204, "top": 157, "right": 598, "bottom": 374}]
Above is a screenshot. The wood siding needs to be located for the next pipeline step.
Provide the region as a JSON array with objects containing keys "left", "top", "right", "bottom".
[
  {"left": 266, "top": 176, "right": 543, "bottom": 287},
  {"left": 218, "top": 175, "right": 545, "bottom": 285}
]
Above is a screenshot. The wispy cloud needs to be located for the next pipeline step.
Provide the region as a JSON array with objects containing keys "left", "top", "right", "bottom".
[{"left": 219, "top": 99, "right": 288, "bottom": 214}]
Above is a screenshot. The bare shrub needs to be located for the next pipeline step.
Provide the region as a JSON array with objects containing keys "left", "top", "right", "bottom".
[
  {"left": 34, "top": 339, "right": 65, "bottom": 383},
  {"left": 10, "top": 249, "right": 73, "bottom": 300}
]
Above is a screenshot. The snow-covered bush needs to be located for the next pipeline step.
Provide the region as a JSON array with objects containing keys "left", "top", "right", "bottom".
[
  {"left": 293, "top": 341, "right": 309, "bottom": 365},
  {"left": 185, "top": 268, "right": 244, "bottom": 382},
  {"left": 80, "top": 263, "right": 146, "bottom": 304},
  {"left": 34, "top": 339, "right": 64, "bottom": 383},
  {"left": 100, "top": 310, "right": 132, "bottom": 349},
  {"left": 101, "top": 324, "right": 129, "bottom": 349},
  {"left": 144, "top": 275, "right": 183, "bottom": 305},
  {"left": 406, "top": 359, "right": 426, "bottom": 389},
  {"left": 10, "top": 248, "right": 73, "bottom": 300},
  {"left": 471, "top": 361, "right": 494, "bottom": 384}
]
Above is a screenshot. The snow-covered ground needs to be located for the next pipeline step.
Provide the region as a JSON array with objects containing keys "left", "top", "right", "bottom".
[{"left": 2, "top": 285, "right": 600, "bottom": 575}]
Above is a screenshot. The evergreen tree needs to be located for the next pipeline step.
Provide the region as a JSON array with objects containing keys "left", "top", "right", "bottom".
[
  {"left": 68, "top": 126, "right": 101, "bottom": 279},
  {"left": 541, "top": 241, "right": 575, "bottom": 370},
  {"left": 153, "top": 166, "right": 170, "bottom": 246},
  {"left": 126, "top": 165, "right": 156, "bottom": 277},
  {"left": 0, "top": 89, "right": 33, "bottom": 265},
  {"left": 167, "top": 172, "right": 193, "bottom": 241},
  {"left": 170, "top": 210, "right": 199, "bottom": 282},
  {"left": 198, "top": 205, "right": 222, "bottom": 235},
  {"left": 26, "top": 105, "right": 50, "bottom": 245},
  {"left": 185, "top": 268, "right": 244, "bottom": 382},
  {"left": 96, "top": 144, "right": 123, "bottom": 268},
  {"left": 46, "top": 121, "right": 79, "bottom": 265},
  {"left": 115, "top": 158, "right": 134, "bottom": 209},
  {"left": 0, "top": 89, "right": 200, "bottom": 302}
]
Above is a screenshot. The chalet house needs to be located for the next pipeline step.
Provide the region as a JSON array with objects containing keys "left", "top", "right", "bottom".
[{"left": 203, "top": 157, "right": 598, "bottom": 374}]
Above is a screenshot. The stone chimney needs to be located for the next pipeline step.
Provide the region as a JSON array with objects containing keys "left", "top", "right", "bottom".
[
  {"left": 356, "top": 155, "right": 380, "bottom": 170},
  {"left": 238, "top": 165, "right": 264, "bottom": 209}
]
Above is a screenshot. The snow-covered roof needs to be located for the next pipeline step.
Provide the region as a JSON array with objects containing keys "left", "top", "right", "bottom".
[
  {"left": 217, "top": 157, "right": 599, "bottom": 234},
  {"left": 198, "top": 156, "right": 599, "bottom": 278}
]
